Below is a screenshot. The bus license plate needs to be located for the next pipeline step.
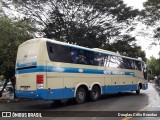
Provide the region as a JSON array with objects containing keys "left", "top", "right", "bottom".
[{"left": 20, "top": 86, "right": 30, "bottom": 91}]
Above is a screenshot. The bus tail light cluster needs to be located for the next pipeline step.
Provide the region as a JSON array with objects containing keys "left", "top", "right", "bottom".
[{"left": 36, "top": 75, "right": 44, "bottom": 89}]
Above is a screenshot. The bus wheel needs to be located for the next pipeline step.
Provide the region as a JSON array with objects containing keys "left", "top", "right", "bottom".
[
  {"left": 75, "top": 87, "right": 86, "bottom": 104},
  {"left": 90, "top": 85, "right": 100, "bottom": 101},
  {"left": 136, "top": 85, "right": 140, "bottom": 94}
]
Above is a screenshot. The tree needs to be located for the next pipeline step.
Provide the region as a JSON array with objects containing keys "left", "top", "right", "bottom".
[
  {"left": 2, "top": 0, "right": 139, "bottom": 48},
  {"left": 147, "top": 56, "right": 159, "bottom": 76},
  {"left": 141, "top": 0, "right": 160, "bottom": 25},
  {"left": 1, "top": 0, "right": 146, "bottom": 60},
  {"left": 102, "top": 35, "right": 146, "bottom": 61},
  {"left": 139, "top": 0, "right": 160, "bottom": 57},
  {"left": 0, "top": 16, "right": 35, "bottom": 95}
]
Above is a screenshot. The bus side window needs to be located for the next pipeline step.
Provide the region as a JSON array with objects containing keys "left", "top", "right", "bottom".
[
  {"left": 109, "top": 56, "right": 122, "bottom": 68},
  {"left": 130, "top": 60, "right": 136, "bottom": 70},
  {"left": 104, "top": 55, "right": 109, "bottom": 67},
  {"left": 117, "top": 57, "right": 125, "bottom": 68},
  {"left": 94, "top": 53, "right": 107, "bottom": 66},
  {"left": 71, "top": 48, "right": 78, "bottom": 63},
  {"left": 47, "top": 42, "right": 71, "bottom": 63},
  {"left": 135, "top": 61, "right": 142, "bottom": 71},
  {"left": 49, "top": 46, "right": 53, "bottom": 53},
  {"left": 123, "top": 59, "right": 136, "bottom": 70},
  {"left": 76, "top": 50, "right": 87, "bottom": 65},
  {"left": 122, "top": 58, "right": 129, "bottom": 69},
  {"left": 132, "top": 60, "right": 138, "bottom": 70},
  {"left": 85, "top": 51, "right": 94, "bottom": 65}
]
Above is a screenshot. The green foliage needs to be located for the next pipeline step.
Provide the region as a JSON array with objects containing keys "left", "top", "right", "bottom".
[
  {"left": 0, "top": 16, "right": 35, "bottom": 74},
  {"left": 0, "top": 75, "right": 4, "bottom": 81},
  {"left": 140, "top": 0, "right": 160, "bottom": 48},
  {"left": 102, "top": 35, "right": 146, "bottom": 61},
  {"left": 147, "top": 56, "right": 160, "bottom": 76},
  {"left": 147, "top": 73, "right": 154, "bottom": 80},
  {"left": 0, "top": 0, "right": 146, "bottom": 67},
  {"left": 4, "top": 0, "right": 139, "bottom": 47},
  {"left": 141, "top": 0, "right": 160, "bottom": 25}
]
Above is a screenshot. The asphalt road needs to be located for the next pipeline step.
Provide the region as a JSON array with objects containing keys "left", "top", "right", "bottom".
[{"left": 0, "top": 83, "right": 160, "bottom": 120}]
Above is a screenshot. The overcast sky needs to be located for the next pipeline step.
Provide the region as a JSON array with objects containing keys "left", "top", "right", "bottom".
[
  {"left": 123, "top": 0, "right": 159, "bottom": 59},
  {"left": 123, "top": 0, "right": 147, "bottom": 10}
]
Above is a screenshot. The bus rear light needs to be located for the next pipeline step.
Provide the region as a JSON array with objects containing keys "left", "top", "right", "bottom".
[
  {"left": 36, "top": 75, "right": 44, "bottom": 84},
  {"left": 36, "top": 75, "right": 44, "bottom": 89}
]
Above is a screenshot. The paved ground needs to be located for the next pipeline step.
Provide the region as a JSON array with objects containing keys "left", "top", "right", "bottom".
[{"left": 0, "top": 83, "right": 160, "bottom": 120}]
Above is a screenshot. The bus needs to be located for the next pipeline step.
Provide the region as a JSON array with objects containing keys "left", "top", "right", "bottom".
[{"left": 15, "top": 38, "right": 148, "bottom": 104}]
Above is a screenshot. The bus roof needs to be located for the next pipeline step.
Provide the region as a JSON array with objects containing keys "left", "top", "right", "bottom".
[{"left": 31, "top": 38, "right": 143, "bottom": 61}]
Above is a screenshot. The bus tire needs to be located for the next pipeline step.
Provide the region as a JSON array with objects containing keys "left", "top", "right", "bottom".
[
  {"left": 90, "top": 85, "right": 100, "bottom": 101},
  {"left": 75, "top": 87, "right": 87, "bottom": 104},
  {"left": 136, "top": 85, "right": 140, "bottom": 94}
]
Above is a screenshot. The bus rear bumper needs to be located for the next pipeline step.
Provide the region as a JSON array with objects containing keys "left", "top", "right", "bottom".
[
  {"left": 15, "top": 90, "right": 47, "bottom": 100},
  {"left": 15, "top": 88, "right": 75, "bottom": 100}
]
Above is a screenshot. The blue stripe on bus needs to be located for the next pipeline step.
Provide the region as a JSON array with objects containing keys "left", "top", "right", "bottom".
[
  {"left": 16, "top": 66, "right": 135, "bottom": 76},
  {"left": 102, "top": 84, "right": 137, "bottom": 94},
  {"left": 15, "top": 88, "right": 75, "bottom": 100},
  {"left": 16, "top": 62, "right": 37, "bottom": 68},
  {"left": 15, "top": 84, "right": 148, "bottom": 100}
]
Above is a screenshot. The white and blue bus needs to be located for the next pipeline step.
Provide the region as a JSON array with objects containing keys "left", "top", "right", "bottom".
[{"left": 15, "top": 38, "right": 148, "bottom": 104}]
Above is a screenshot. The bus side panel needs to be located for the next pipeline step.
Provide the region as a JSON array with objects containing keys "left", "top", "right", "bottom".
[
  {"left": 73, "top": 76, "right": 104, "bottom": 95},
  {"left": 103, "top": 71, "right": 141, "bottom": 94},
  {"left": 46, "top": 77, "right": 64, "bottom": 99},
  {"left": 64, "top": 77, "right": 75, "bottom": 99}
]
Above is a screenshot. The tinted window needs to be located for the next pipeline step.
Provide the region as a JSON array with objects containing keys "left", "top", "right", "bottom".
[
  {"left": 122, "top": 58, "right": 142, "bottom": 70},
  {"left": 75, "top": 49, "right": 88, "bottom": 65},
  {"left": 46, "top": 42, "right": 140, "bottom": 70},
  {"left": 109, "top": 56, "right": 125, "bottom": 68},
  {"left": 71, "top": 48, "right": 108, "bottom": 66},
  {"left": 135, "top": 61, "right": 142, "bottom": 70},
  {"left": 118, "top": 57, "right": 125, "bottom": 68},
  {"left": 71, "top": 48, "right": 93, "bottom": 65},
  {"left": 47, "top": 42, "right": 71, "bottom": 63},
  {"left": 123, "top": 58, "right": 135, "bottom": 69},
  {"left": 47, "top": 42, "right": 109, "bottom": 66},
  {"left": 94, "top": 53, "right": 107, "bottom": 66}
]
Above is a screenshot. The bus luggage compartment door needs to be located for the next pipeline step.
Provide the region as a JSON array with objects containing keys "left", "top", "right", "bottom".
[{"left": 46, "top": 62, "right": 64, "bottom": 99}]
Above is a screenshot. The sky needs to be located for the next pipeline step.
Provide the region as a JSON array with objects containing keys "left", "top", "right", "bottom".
[
  {"left": 123, "top": 0, "right": 160, "bottom": 59},
  {"left": 123, "top": 0, "right": 147, "bottom": 10}
]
